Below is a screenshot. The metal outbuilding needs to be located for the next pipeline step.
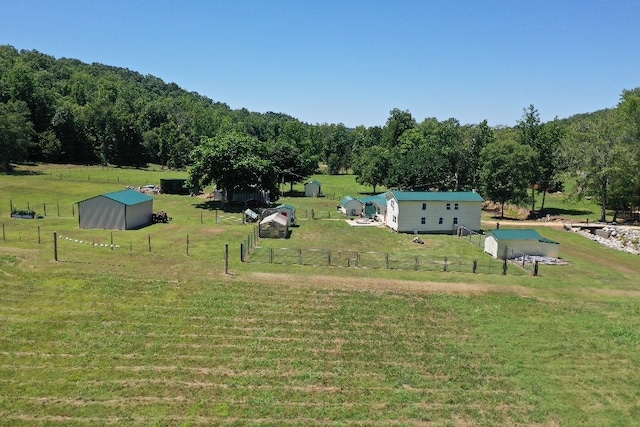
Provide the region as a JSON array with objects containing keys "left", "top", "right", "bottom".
[
  {"left": 484, "top": 229, "right": 560, "bottom": 259},
  {"left": 78, "top": 189, "right": 154, "bottom": 230}
]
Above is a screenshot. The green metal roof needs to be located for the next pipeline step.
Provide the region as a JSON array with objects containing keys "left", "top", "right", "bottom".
[
  {"left": 306, "top": 180, "right": 322, "bottom": 185},
  {"left": 341, "top": 195, "right": 360, "bottom": 205},
  {"left": 360, "top": 193, "right": 388, "bottom": 206},
  {"left": 488, "top": 229, "right": 559, "bottom": 244},
  {"left": 388, "top": 191, "right": 484, "bottom": 202},
  {"left": 103, "top": 189, "right": 154, "bottom": 206}
]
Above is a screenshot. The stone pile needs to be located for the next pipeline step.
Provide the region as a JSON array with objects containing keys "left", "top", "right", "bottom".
[{"left": 571, "top": 225, "right": 640, "bottom": 255}]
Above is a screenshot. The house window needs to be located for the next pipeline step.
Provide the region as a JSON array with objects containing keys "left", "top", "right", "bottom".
[
  {"left": 453, "top": 217, "right": 458, "bottom": 225},
  {"left": 422, "top": 203, "right": 426, "bottom": 210},
  {"left": 454, "top": 203, "right": 459, "bottom": 210},
  {"left": 421, "top": 217, "right": 426, "bottom": 224},
  {"left": 446, "top": 203, "right": 451, "bottom": 210},
  {"left": 438, "top": 217, "right": 443, "bottom": 224}
]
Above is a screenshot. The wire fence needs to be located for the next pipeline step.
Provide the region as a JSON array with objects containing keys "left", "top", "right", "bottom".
[
  {"left": 454, "top": 225, "right": 486, "bottom": 249},
  {"left": 244, "top": 246, "right": 527, "bottom": 275}
]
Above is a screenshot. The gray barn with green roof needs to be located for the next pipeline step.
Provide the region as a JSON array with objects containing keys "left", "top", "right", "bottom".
[
  {"left": 484, "top": 229, "right": 560, "bottom": 259},
  {"left": 78, "top": 189, "right": 154, "bottom": 230},
  {"left": 385, "top": 191, "right": 484, "bottom": 234}
]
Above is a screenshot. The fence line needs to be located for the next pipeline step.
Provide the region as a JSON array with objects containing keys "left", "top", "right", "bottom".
[
  {"left": 454, "top": 224, "right": 486, "bottom": 249},
  {"left": 245, "top": 246, "right": 522, "bottom": 275}
]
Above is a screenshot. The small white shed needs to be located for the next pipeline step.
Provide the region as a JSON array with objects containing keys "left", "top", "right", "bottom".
[
  {"left": 484, "top": 229, "right": 560, "bottom": 259},
  {"left": 304, "top": 180, "right": 323, "bottom": 197},
  {"left": 340, "top": 196, "right": 364, "bottom": 216},
  {"left": 78, "top": 189, "right": 154, "bottom": 230},
  {"left": 259, "top": 212, "right": 289, "bottom": 238}
]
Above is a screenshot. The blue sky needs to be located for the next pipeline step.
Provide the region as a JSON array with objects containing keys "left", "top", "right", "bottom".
[{"left": 1, "top": 1, "right": 638, "bottom": 127}]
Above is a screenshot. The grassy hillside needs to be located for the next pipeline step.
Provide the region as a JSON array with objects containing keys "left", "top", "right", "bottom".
[{"left": 1, "top": 164, "right": 639, "bottom": 426}]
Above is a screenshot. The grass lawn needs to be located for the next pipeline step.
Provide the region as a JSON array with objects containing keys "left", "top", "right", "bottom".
[{"left": 1, "top": 164, "right": 639, "bottom": 426}]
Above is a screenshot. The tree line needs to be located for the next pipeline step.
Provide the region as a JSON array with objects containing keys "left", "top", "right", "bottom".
[{"left": 1, "top": 45, "right": 639, "bottom": 220}]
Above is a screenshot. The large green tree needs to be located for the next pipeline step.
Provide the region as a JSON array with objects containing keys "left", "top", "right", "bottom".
[
  {"left": 568, "top": 109, "right": 635, "bottom": 222},
  {"left": 0, "top": 100, "right": 34, "bottom": 171},
  {"left": 187, "top": 132, "right": 278, "bottom": 201},
  {"left": 480, "top": 139, "right": 537, "bottom": 218},
  {"left": 354, "top": 145, "right": 390, "bottom": 193},
  {"left": 516, "top": 105, "right": 566, "bottom": 214}
]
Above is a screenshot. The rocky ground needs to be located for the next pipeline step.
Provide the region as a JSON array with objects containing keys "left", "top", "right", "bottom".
[{"left": 569, "top": 225, "right": 640, "bottom": 255}]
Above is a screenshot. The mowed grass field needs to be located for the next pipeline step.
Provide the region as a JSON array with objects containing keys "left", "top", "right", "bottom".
[{"left": 1, "top": 164, "right": 639, "bottom": 426}]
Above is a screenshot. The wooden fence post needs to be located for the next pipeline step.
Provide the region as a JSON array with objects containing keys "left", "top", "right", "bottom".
[
  {"left": 534, "top": 261, "right": 539, "bottom": 276},
  {"left": 473, "top": 257, "right": 477, "bottom": 273},
  {"left": 53, "top": 232, "right": 58, "bottom": 261},
  {"left": 225, "top": 244, "right": 229, "bottom": 274},
  {"left": 241, "top": 243, "right": 245, "bottom": 262}
]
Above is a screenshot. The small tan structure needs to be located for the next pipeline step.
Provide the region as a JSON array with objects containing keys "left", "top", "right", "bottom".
[
  {"left": 304, "top": 180, "right": 323, "bottom": 197},
  {"left": 484, "top": 229, "right": 560, "bottom": 259},
  {"left": 259, "top": 212, "right": 289, "bottom": 238}
]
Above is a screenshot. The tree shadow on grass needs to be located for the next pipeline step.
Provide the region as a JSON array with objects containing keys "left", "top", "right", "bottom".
[
  {"left": 543, "top": 207, "right": 595, "bottom": 217},
  {"left": 282, "top": 190, "right": 305, "bottom": 198},
  {"left": 191, "top": 200, "right": 272, "bottom": 213}
]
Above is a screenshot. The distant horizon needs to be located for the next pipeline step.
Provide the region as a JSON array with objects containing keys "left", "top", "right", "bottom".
[{"left": 2, "top": 1, "right": 638, "bottom": 128}]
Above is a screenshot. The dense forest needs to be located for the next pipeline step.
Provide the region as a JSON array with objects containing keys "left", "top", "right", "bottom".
[{"left": 1, "top": 45, "right": 639, "bottom": 220}]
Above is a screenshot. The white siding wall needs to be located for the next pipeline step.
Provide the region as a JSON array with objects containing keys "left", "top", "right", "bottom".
[
  {"left": 484, "top": 236, "right": 499, "bottom": 258},
  {"left": 485, "top": 237, "right": 560, "bottom": 259},
  {"left": 385, "top": 198, "right": 400, "bottom": 231},
  {"left": 394, "top": 200, "right": 481, "bottom": 233},
  {"left": 125, "top": 201, "right": 153, "bottom": 229},
  {"left": 305, "top": 183, "right": 321, "bottom": 197},
  {"left": 79, "top": 197, "right": 125, "bottom": 229},
  {"left": 343, "top": 200, "right": 363, "bottom": 216}
]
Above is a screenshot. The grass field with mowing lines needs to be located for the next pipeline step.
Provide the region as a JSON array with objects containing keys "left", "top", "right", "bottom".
[{"left": 1, "top": 164, "right": 639, "bottom": 425}]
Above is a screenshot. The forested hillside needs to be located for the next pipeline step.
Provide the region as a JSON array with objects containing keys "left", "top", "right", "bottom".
[{"left": 1, "top": 45, "right": 639, "bottom": 218}]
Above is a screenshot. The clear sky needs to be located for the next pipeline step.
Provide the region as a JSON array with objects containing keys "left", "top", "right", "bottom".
[{"left": 1, "top": 1, "right": 638, "bottom": 128}]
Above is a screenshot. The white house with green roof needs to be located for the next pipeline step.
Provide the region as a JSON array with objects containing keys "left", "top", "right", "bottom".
[
  {"left": 484, "top": 229, "right": 560, "bottom": 259},
  {"left": 78, "top": 189, "right": 154, "bottom": 230},
  {"left": 385, "top": 191, "right": 484, "bottom": 234}
]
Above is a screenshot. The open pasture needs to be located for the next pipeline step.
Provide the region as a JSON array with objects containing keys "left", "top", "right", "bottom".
[{"left": 1, "top": 164, "right": 639, "bottom": 425}]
